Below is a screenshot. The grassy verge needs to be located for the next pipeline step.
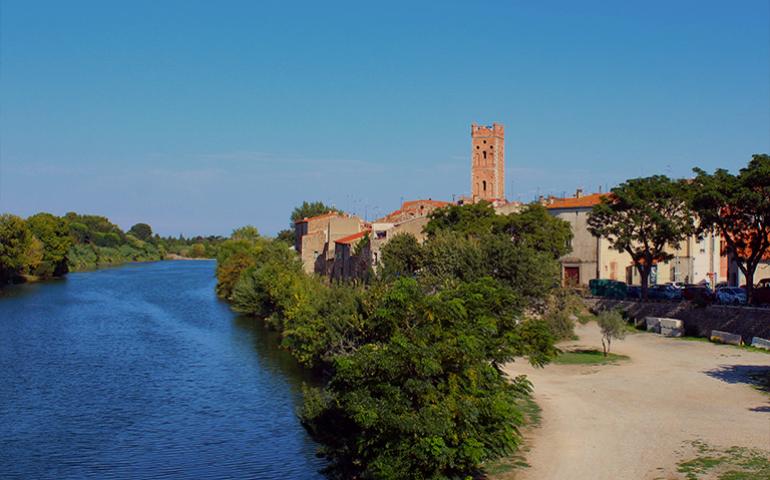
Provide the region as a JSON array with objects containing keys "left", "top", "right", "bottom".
[
  {"left": 553, "top": 349, "right": 629, "bottom": 365},
  {"left": 482, "top": 396, "right": 541, "bottom": 478},
  {"left": 675, "top": 440, "right": 770, "bottom": 480}
]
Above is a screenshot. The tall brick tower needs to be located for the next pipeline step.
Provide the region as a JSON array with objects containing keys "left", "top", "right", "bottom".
[{"left": 471, "top": 122, "right": 505, "bottom": 202}]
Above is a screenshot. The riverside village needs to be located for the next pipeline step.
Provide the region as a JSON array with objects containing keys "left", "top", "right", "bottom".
[{"left": 2, "top": 3, "right": 769, "bottom": 479}]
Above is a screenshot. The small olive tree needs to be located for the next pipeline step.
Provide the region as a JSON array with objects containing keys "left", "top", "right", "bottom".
[{"left": 597, "top": 310, "right": 626, "bottom": 357}]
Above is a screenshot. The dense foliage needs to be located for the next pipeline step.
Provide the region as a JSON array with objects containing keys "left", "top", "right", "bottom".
[
  {"left": 691, "top": 154, "right": 770, "bottom": 303},
  {"left": 587, "top": 176, "right": 694, "bottom": 299},
  {"left": 215, "top": 201, "right": 570, "bottom": 479},
  {"left": 0, "top": 211, "right": 225, "bottom": 286}
]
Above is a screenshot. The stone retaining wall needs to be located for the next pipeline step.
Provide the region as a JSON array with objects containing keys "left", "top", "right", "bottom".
[{"left": 585, "top": 298, "right": 770, "bottom": 343}]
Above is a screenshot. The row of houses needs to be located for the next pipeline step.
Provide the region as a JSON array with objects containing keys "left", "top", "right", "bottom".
[
  {"left": 292, "top": 123, "right": 766, "bottom": 288},
  {"left": 293, "top": 189, "right": 768, "bottom": 288},
  {"left": 293, "top": 199, "right": 449, "bottom": 281},
  {"left": 545, "top": 189, "right": 769, "bottom": 288}
]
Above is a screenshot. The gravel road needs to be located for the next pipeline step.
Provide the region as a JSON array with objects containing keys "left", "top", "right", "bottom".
[{"left": 503, "top": 322, "right": 770, "bottom": 480}]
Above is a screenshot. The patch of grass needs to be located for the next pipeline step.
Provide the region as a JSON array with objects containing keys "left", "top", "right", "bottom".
[
  {"left": 676, "top": 441, "right": 770, "bottom": 479},
  {"left": 552, "top": 349, "right": 629, "bottom": 365}
]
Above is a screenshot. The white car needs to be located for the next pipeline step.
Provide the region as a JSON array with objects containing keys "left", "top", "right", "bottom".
[{"left": 715, "top": 287, "right": 747, "bottom": 305}]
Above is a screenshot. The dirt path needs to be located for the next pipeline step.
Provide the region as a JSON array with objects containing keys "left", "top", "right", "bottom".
[{"left": 503, "top": 323, "right": 770, "bottom": 480}]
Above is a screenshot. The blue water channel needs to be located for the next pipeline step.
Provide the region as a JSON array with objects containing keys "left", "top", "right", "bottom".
[{"left": 0, "top": 260, "right": 325, "bottom": 479}]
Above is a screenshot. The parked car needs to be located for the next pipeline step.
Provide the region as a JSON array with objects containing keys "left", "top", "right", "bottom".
[
  {"left": 752, "top": 285, "right": 770, "bottom": 306},
  {"left": 664, "top": 281, "right": 685, "bottom": 289},
  {"left": 647, "top": 284, "right": 683, "bottom": 301},
  {"left": 626, "top": 285, "right": 642, "bottom": 300},
  {"left": 683, "top": 285, "right": 714, "bottom": 303},
  {"left": 756, "top": 278, "right": 770, "bottom": 289},
  {"left": 588, "top": 279, "right": 628, "bottom": 299},
  {"left": 715, "top": 287, "right": 747, "bottom": 305}
]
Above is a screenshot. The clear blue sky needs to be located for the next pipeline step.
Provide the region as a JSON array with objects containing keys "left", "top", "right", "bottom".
[{"left": 2, "top": 0, "right": 768, "bottom": 236}]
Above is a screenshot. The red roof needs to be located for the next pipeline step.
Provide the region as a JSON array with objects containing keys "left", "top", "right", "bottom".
[
  {"left": 335, "top": 230, "right": 370, "bottom": 245},
  {"left": 546, "top": 193, "right": 607, "bottom": 210},
  {"left": 294, "top": 211, "right": 341, "bottom": 224},
  {"left": 375, "top": 199, "right": 450, "bottom": 223},
  {"left": 401, "top": 199, "right": 450, "bottom": 209}
]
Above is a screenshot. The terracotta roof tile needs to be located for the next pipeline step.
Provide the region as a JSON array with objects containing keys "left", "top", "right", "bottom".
[
  {"left": 546, "top": 193, "right": 607, "bottom": 209},
  {"left": 374, "top": 199, "right": 450, "bottom": 223},
  {"left": 401, "top": 199, "right": 450, "bottom": 209},
  {"left": 294, "top": 211, "right": 342, "bottom": 224},
  {"left": 335, "top": 230, "right": 370, "bottom": 245}
]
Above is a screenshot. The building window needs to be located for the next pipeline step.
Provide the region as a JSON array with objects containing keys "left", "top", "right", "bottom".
[
  {"left": 483, "top": 151, "right": 487, "bottom": 160},
  {"left": 482, "top": 180, "right": 487, "bottom": 192}
]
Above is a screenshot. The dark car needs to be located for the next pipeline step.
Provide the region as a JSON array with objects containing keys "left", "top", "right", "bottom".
[
  {"left": 626, "top": 285, "right": 642, "bottom": 300},
  {"left": 752, "top": 285, "right": 770, "bottom": 306},
  {"left": 648, "top": 284, "right": 683, "bottom": 301},
  {"left": 588, "top": 279, "right": 628, "bottom": 299},
  {"left": 683, "top": 285, "right": 715, "bottom": 303},
  {"left": 715, "top": 287, "right": 747, "bottom": 305}
]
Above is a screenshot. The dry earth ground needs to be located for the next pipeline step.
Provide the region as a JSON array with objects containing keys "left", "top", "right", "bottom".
[{"left": 501, "top": 322, "right": 770, "bottom": 480}]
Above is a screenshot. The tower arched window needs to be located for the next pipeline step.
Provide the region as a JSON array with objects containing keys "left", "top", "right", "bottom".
[
  {"left": 483, "top": 151, "right": 487, "bottom": 160},
  {"left": 482, "top": 180, "right": 487, "bottom": 192}
]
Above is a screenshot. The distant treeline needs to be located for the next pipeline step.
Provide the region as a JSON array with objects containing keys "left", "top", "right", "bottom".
[{"left": 0, "top": 212, "right": 225, "bottom": 286}]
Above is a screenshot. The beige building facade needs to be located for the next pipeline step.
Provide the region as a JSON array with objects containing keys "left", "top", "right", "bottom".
[
  {"left": 294, "top": 212, "right": 365, "bottom": 275},
  {"left": 547, "top": 190, "right": 723, "bottom": 287}
]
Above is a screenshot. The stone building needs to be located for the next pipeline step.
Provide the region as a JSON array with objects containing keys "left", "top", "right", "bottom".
[
  {"left": 293, "top": 212, "right": 365, "bottom": 274},
  {"left": 545, "top": 190, "right": 722, "bottom": 287},
  {"left": 369, "top": 199, "right": 450, "bottom": 268},
  {"left": 470, "top": 123, "right": 505, "bottom": 203},
  {"left": 331, "top": 230, "right": 371, "bottom": 281}
]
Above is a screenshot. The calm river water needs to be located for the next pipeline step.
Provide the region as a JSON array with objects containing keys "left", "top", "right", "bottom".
[{"left": 0, "top": 260, "right": 325, "bottom": 479}]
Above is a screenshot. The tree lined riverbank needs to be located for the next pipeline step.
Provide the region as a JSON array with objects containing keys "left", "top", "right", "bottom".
[
  {"left": 215, "top": 202, "right": 580, "bottom": 479},
  {"left": 0, "top": 212, "right": 225, "bottom": 286}
]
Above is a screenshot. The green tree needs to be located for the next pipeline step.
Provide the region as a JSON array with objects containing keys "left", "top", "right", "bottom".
[
  {"left": 290, "top": 201, "right": 339, "bottom": 227},
  {"left": 189, "top": 243, "right": 206, "bottom": 258},
  {"left": 691, "top": 154, "right": 770, "bottom": 303},
  {"left": 231, "top": 225, "right": 260, "bottom": 242},
  {"left": 128, "top": 223, "right": 153, "bottom": 241},
  {"left": 0, "top": 214, "right": 34, "bottom": 284},
  {"left": 587, "top": 176, "right": 693, "bottom": 299},
  {"left": 424, "top": 201, "right": 501, "bottom": 237},
  {"left": 499, "top": 203, "right": 573, "bottom": 259},
  {"left": 215, "top": 231, "right": 268, "bottom": 299},
  {"left": 378, "top": 233, "right": 424, "bottom": 281},
  {"left": 275, "top": 229, "right": 295, "bottom": 245},
  {"left": 300, "top": 278, "right": 556, "bottom": 479},
  {"left": 597, "top": 310, "right": 626, "bottom": 356},
  {"left": 26, "top": 213, "right": 72, "bottom": 277}
]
